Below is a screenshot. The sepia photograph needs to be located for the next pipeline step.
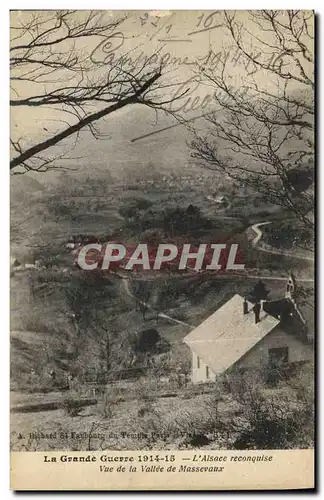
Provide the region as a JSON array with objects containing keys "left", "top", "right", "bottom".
[{"left": 10, "top": 8, "right": 315, "bottom": 489}]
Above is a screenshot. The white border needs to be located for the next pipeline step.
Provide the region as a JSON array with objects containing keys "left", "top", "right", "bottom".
[{"left": 3, "top": 3, "right": 321, "bottom": 498}]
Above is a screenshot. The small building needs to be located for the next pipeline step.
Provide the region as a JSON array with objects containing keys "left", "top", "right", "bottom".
[
  {"left": 206, "top": 195, "right": 227, "bottom": 205},
  {"left": 183, "top": 276, "right": 313, "bottom": 383}
]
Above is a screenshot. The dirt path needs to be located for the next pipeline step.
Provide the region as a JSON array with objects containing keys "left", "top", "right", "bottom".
[
  {"left": 249, "top": 221, "right": 314, "bottom": 262},
  {"left": 241, "top": 275, "right": 314, "bottom": 283},
  {"left": 250, "top": 221, "right": 273, "bottom": 245}
]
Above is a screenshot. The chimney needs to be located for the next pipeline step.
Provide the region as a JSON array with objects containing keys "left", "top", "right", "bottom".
[
  {"left": 243, "top": 297, "right": 248, "bottom": 315},
  {"left": 253, "top": 302, "right": 261, "bottom": 324}
]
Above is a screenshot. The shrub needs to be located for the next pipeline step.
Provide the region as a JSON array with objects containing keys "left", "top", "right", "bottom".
[
  {"left": 64, "top": 396, "right": 84, "bottom": 417},
  {"left": 134, "top": 377, "right": 158, "bottom": 403},
  {"left": 138, "top": 402, "right": 154, "bottom": 418},
  {"left": 99, "top": 387, "right": 121, "bottom": 419},
  {"left": 227, "top": 367, "right": 314, "bottom": 449}
]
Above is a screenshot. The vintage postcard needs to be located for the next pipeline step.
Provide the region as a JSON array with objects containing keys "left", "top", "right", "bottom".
[{"left": 10, "top": 10, "right": 315, "bottom": 490}]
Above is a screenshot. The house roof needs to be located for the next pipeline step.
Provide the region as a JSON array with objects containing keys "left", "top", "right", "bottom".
[
  {"left": 183, "top": 294, "right": 280, "bottom": 375},
  {"left": 298, "top": 301, "right": 314, "bottom": 333}
]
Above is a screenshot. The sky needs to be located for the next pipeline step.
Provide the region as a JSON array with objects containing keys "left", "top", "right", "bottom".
[{"left": 10, "top": 10, "right": 314, "bottom": 186}]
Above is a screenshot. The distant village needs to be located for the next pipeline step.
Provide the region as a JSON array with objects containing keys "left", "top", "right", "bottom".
[{"left": 113, "top": 171, "right": 234, "bottom": 206}]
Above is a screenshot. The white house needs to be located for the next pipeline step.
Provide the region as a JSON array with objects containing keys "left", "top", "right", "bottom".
[{"left": 183, "top": 276, "right": 313, "bottom": 383}]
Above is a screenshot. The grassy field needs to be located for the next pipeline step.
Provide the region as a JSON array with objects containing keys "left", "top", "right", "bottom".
[
  {"left": 11, "top": 363, "right": 314, "bottom": 452},
  {"left": 10, "top": 388, "right": 221, "bottom": 451}
]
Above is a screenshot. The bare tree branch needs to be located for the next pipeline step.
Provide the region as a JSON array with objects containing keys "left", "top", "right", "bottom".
[
  {"left": 189, "top": 10, "right": 314, "bottom": 230},
  {"left": 10, "top": 10, "right": 180, "bottom": 173}
]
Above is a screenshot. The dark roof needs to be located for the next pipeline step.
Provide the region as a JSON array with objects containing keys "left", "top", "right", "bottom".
[{"left": 264, "top": 298, "right": 312, "bottom": 344}]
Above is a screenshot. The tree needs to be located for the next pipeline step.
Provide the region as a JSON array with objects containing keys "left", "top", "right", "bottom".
[
  {"left": 10, "top": 10, "right": 185, "bottom": 173},
  {"left": 249, "top": 280, "right": 270, "bottom": 303},
  {"left": 190, "top": 11, "right": 314, "bottom": 230},
  {"left": 132, "top": 280, "right": 150, "bottom": 320}
]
